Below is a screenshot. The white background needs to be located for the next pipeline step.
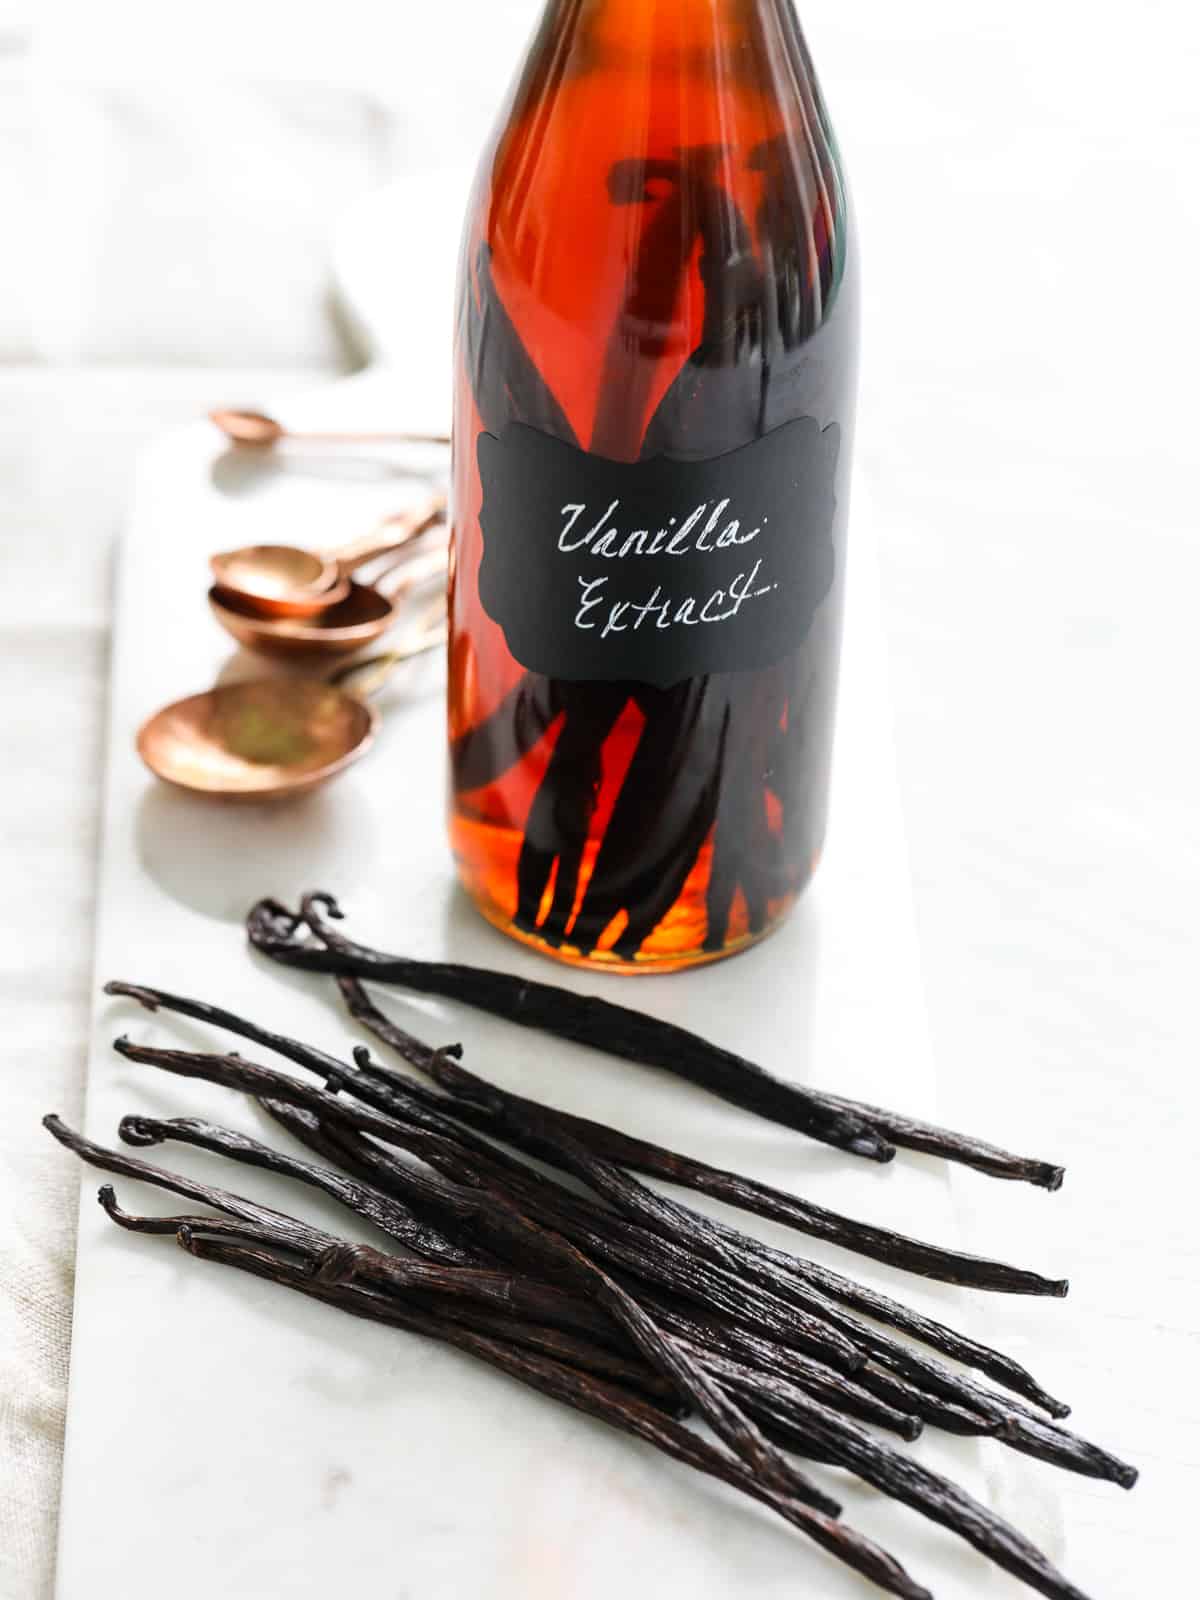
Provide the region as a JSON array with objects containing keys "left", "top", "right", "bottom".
[{"left": 2, "top": 1, "right": 1198, "bottom": 1596}]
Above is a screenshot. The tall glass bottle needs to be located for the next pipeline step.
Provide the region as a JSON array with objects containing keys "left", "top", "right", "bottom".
[{"left": 449, "top": 0, "right": 857, "bottom": 972}]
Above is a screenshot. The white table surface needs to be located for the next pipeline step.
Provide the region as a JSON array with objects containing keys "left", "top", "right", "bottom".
[{"left": 3, "top": 2, "right": 1199, "bottom": 1596}]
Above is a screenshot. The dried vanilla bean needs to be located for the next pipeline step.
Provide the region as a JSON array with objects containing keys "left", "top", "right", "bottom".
[
  {"left": 97, "top": 1186, "right": 680, "bottom": 1409},
  {"left": 116, "top": 1113, "right": 620, "bottom": 1350},
  {"left": 262, "top": 1072, "right": 1135, "bottom": 1493},
  {"left": 246, "top": 900, "right": 891, "bottom": 1161},
  {"left": 173, "top": 1228, "right": 931, "bottom": 1600},
  {"left": 684, "top": 1345, "right": 920, "bottom": 1443},
  {"left": 107, "top": 1042, "right": 831, "bottom": 1509},
  {"left": 112, "top": 1035, "right": 867, "bottom": 1374},
  {"left": 112, "top": 1027, "right": 1135, "bottom": 1494},
  {"left": 327, "top": 990, "right": 1070, "bottom": 1417},
  {"left": 246, "top": 892, "right": 1065, "bottom": 1187},
  {"left": 308, "top": 1078, "right": 1137, "bottom": 1489},
  {"left": 107, "top": 978, "right": 1064, "bottom": 1404},
  {"left": 338, "top": 973, "right": 1067, "bottom": 1295},
  {"left": 119, "top": 1113, "right": 475, "bottom": 1266},
  {"left": 88, "top": 1168, "right": 1090, "bottom": 1600},
  {"left": 326, "top": 1185, "right": 831, "bottom": 1513}
]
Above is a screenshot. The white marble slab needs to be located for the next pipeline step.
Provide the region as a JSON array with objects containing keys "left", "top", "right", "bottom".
[{"left": 52, "top": 368, "right": 1045, "bottom": 1598}]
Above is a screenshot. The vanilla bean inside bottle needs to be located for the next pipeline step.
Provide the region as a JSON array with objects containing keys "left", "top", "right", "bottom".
[{"left": 450, "top": 0, "right": 858, "bottom": 971}]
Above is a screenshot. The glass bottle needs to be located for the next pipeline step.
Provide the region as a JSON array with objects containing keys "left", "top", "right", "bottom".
[{"left": 449, "top": 0, "right": 858, "bottom": 972}]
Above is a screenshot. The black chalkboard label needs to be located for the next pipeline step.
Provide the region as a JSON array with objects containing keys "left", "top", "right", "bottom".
[{"left": 476, "top": 418, "right": 840, "bottom": 689}]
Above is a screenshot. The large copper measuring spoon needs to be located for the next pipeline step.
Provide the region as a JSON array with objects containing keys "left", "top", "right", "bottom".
[
  {"left": 210, "top": 408, "right": 450, "bottom": 450},
  {"left": 209, "top": 493, "right": 445, "bottom": 618},
  {"left": 137, "top": 602, "right": 446, "bottom": 801}
]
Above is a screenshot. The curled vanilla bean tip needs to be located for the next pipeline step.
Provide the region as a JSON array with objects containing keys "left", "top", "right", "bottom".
[
  {"left": 105, "top": 981, "right": 161, "bottom": 1012},
  {"left": 119, "top": 1116, "right": 162, "bottom": 1148},
  {"left": 352, "top": 1046, "right": 373, "bottom": 1068},
  {"left": 304, "top": 890, "right": 345, "bottom": 922},
  {"left": 245, "top": 897, "right": 306, "bottom": 947},
  {"left": 177, "top": 1223, "right": 198, "bottom": 1253}
]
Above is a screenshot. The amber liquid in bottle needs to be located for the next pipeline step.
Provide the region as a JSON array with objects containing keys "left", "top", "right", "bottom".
[{"left": 449, "top": 0, "right": 857, "bottom": 972}]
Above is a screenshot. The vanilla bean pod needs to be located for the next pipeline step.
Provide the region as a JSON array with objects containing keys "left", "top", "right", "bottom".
[
  {"left": 714, "top": 1221, "right": 1070, "bottom": 1416},
  {"left": 718, "top": 1381, "right": 1095, "bottom": 1600},
  {"left": 108, "top": 960, "right": 1068, "bottom": 1427},
  {"left": 633, "top": 1291, "right": 982, "bottom": 1438},
  {"left": 248, "top": 893, "right": 1065, "bottom": 1188},
  {"left": 322, "top": 1182, "right": 831, "bottom": 1513},
  {"left": 682, "top": 1344, "right": 920, "bottom": 1442},
  {"left": 106, "top": 980, "right": 552, "bottom": 1189},
  {"left": 48, "top": 1103, "right": 1122, "bottom": 1597},
  {"left": 350, "top": 1025, "right": 1069, "bottom": 1440},
  {"left": 109, "top": 1035, "right": 1136, "bottom": 1488},
  {"left": 267, "top": 1093, "right": 1132, "bottom": 1495},
  {"left": 111, "top": 1035, "right": 867, "bottom": 1373},
  {"left": 263, "top": 1096, "right": 930, "bottom": 1449},
  {"left": 111, "top": 1038, "right": 828, "bottom": 1508},
  {"left": 43, "top": 1114, "right": 331, "bottom": 1256},
  {"left": 49, "top": 1112, "right": 618, "bottom": 1356},
  {"left": 107, "top": 979, "right": 1057, "bottom": 1406},
  {"left": 263, "top": 1082, "right": 1100, "bottom": 1479},
  {"left": 338, "top": 973, "right": 1066, "bottom": 1295},
  {"left": 138, "top": 1139, "right": 1084, "bottom": 1600},
  {"left": 848, "top": 1338, "right": 1136, "bottom": 1490},
  {"left": 246, "top": 899, "right": 891, "bottom": 1161},
  {"left": 119, "top": 1113, "right": 476, "bottom": 1266},
  {"left": 173, "top": 1226, "right": 931, "bottom": 1600},
  {"left": 96, "top": 1187, "right": 681, "bottom": 1409},
  {"left": 264, "top": 1098, "right": 934, "bottom": 1437},
  {"left": 440, "top": 1119, "right": 1126, "bottom": 1480},
  {"left": 384, "top": 1131, "right": 1135, "bottom": 1488},
  {"left": 326, "top": 988, "right": 1069, "bottom": 1418},
  {"left": 117, "top": 1112, "right": 622, "bottom": 1351},
  {"left": 326, "top": 992, "right": 1069, "bottom": 1418}
]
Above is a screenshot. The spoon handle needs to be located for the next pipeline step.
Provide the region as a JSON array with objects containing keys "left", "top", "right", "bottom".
[
  {"left": 374, "top": 542, "right": 450, "bottom": 603},
  {"left": 329, "top": 603, "right": 448, "bottom": 699},
  {"left": 292, "top": 429, "right": 450, "bottom": 446},
  {"left": 322, "top": 493, "right": 447, "bottom": 577}
]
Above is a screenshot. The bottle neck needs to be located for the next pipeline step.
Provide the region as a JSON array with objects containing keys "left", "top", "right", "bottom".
[{"left": 541, "top": 0, "right": 798, "bottom": 56}]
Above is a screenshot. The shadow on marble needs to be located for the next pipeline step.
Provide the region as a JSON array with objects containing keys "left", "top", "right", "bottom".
[{"left": 135, "top": 778, "right": 381, "bottom": 923}]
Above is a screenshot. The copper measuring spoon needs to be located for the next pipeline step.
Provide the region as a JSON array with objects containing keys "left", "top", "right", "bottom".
[
  {"left": 137, "top": 603, "right": 446, "bottom": 801},
  {"left": 209, "top": 493, "right": 445, "bottom": 618},
  {"left": 209, "top": 538, "right": 449, "bottom": 662},
  {"left": 210, "top": 408, "right": 451, "bottom": 450}
]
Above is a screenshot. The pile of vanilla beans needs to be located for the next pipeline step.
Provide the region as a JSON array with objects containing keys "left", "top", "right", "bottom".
[{"left": 45, "top": 893, "right": 1135, "bottom": 1600}]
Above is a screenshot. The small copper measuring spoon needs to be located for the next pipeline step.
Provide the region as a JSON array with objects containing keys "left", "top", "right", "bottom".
[
  {"left": 137, "top": 601, "right": 447, "bottom": 801},
  {"left": 209, "top": 537, "right": 449, "bottom": 662},
  {"left": 209, "top": 493, "right": 445, "bottom": 618},
  {"left": 210, "top": 408, "right": 451, "bottom": 450}
]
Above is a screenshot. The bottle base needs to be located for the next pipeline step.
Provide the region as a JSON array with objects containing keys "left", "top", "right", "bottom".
[{"left": 462, "top": 884, "right": 797, "bottom": 976}]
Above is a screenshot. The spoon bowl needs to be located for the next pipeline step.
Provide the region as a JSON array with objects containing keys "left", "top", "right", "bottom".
[
  {"left": 209, "top": 579, "right": 398, "bottom": 660},
  {"left": 137, "top": 678, "right": 378, "bottom": 802},
  {"left": 207, "top": 493, "right": 445, "bottom": 620},
  {"left": 208, "top": 543, "right": 347, "bottom": 617},
  {"left": 208, "top": 538, "right": 449, "bottom": 661}
]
